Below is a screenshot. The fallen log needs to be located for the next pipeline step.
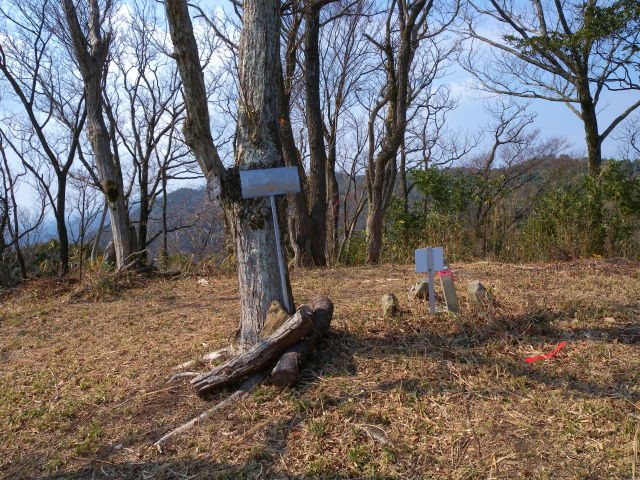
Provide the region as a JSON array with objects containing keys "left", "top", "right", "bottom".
[
  {"left": 271, "top": 296, "right": 333, "bottom": 387},
  {"left": 191, "top": 305, "right": 315, "bottom": 396}
]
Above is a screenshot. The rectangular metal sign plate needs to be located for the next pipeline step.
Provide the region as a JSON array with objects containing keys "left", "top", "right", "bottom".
[
  {"left": 240, "top": 166, "right": 301, "bottom": 199},
  {"left": 415, "top": 247, "right": 444, "bottom": 273}
]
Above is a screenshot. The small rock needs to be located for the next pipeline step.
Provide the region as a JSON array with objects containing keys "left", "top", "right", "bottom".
[
  {"left": 381, "top": 293, "right": 399, "bottom": 317},
  {"left": 604, "top": 317, "right": 616, "bottom": 324},
  {"left": 197, "top": 278, "right": 209, "bottom": 285},
  {"left": 467, "top": 280, "right": 488, "bottom": 306},
  {"left": 408, "top": 278, "right": 430, "bottom": 301}
]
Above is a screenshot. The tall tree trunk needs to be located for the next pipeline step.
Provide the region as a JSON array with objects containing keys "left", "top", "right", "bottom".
[
  {"left": 399, "top": 142, "right": 409, "bottom": 212},
  {"left": 364, "top": 0, "right": 425, "bottom": 263},
  {"left": 56, "top": 175, "right": 69, "bottom": 274},
  {"left": 60, "top": 0, "right": 132, "bottom": 269},
  {"left": 576, "top": 78, "right": 602, "bottom": 178},
  {"left": 303, "top": 1, "right": 327, "bottom": 266},
  {"left": 165, "top": 0, "right": 293, "bottom": 351},
  {"left": 231, "top": 0, "right": 294, "bottom": 347},
  {"left": 279, "top": 15, "right": 313, "bottom": 267},
  {"left": 326, "top": 142, "right": 340, "bottom": 262},
  {"left": 138, "top": 164, "right": 149, "bottom": 261},
  {"left": 91, "top": 197, "right": 108, "bottom": 263}
]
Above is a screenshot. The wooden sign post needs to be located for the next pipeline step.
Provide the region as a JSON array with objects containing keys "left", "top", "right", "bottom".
[
  {"left": 415, "top": 247, "right": 444, "bottom": 315},
  {"left": 240, "top": 166, "right": 301, "bottom": 313}
]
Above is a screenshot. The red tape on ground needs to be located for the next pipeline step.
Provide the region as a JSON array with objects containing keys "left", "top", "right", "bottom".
[{"left": 525, "top": 342, "right": 567, "bottom": 363}]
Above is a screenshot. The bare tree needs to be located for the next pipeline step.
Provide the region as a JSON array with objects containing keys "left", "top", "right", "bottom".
[
  {"left": 335, "top": 109, "right": 369, "bottom": 263},
  {"left": 103, "top": 0, "right": 196, "bottom": 262},
  {"left": 615, "top": 115, "right": 640, "bottom": 161},
  {"left": 60, "top": 0, "right": 133, "bottom": 270},
  {"left": 279, "top": 0, "right": 316, "bottom": 268},
  {"left": 363, "top": 0, "right": 458, "bottom": 263},
  {"left": 461, "top": 0, "right": 640, "bottom": 177},
  {"left": 320, "top": 0, "right": 376, "bottom": 262},
  {"left": 462, "top": 100, "right": 568, "bottom": 255},
  {"left": 67, "top": 173, "right": 101, "bottom": 281},
  {"left": 165, "top": 0, "right": 293, "bottom": 350},
  {"left": 399, "top": 83, "right": 469, "bottom": 213},
  {"left": 0, "top": 0, "right": 86, "bottom": 274},
  {"left": 0, "top": 135, "right": 46, "bottom": 280}
]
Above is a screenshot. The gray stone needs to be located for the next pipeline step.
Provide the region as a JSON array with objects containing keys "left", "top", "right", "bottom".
[
  {"left": 102, "top": 241, "right": 116, "bottom": 266},
  {"left": 381, "top": 293, "right": 399, "bottom": 317},
  {"left": 468, "top": 280, "right": 489, "bottom": 306},
  {"left": 408, "top": 278, "right": 430, "bottom": 301},
  {"left": 439, "top": 271, "right": 459, "bottom": 314}
]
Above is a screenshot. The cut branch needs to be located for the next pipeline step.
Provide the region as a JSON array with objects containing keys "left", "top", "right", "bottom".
[
  {"left": 191, "top": 306, "right": 315, "bottom": 395},
  {"left": 272, "top": 296, "right": 333, "bottom": 387}
]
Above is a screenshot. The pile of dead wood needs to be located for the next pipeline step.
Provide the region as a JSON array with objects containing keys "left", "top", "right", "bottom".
[
  {"left": 155, "top": 295, "right": 333, "bottom": 449},
  {"left": 193, "top": 295, "right": 333, "bottom": 395}
]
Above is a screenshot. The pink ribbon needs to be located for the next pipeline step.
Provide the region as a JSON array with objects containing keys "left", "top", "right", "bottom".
[
  {"left": 525, "top": 342, "right": 567, "bottom": 363},
  {"left": 438, "top": 270, "right": 454, "bottom": 283}
]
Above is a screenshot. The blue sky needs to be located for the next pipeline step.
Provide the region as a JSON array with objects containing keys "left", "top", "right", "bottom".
[{"left": 446, "top": 70, "right": 640, "bottom": 160}]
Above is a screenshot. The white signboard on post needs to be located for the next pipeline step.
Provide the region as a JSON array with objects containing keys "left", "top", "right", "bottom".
[
  {"left": 240, "top": 166, "right": 301, "bottom": 314},
  {"left": 240, "top": 166, "right": 301, "bottom": 198},
  {"left": 415, "top": 247, "right": 444, "bottom": 273},
  {"left": 415, "top": 247, "right": 444, "bottom": 315}
]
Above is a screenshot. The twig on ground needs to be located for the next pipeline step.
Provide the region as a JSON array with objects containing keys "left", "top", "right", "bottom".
[
  {"left": 172, "top": 360, "right": 195, "bottom": 371},
  {"left": 171, "top": 347, "right": 231, "bottom": 372},
  {"left": 154, "top": 371, "right": 267, "bottom": 451},
  {"left": 202, "top": 347, "right": 231, "bottom": 362},
  {"left": 167, "top": 372, "right": 200, "bottom": 383},
  {"left": 355, "top": 423, "right": 392, "bottom": 447}
]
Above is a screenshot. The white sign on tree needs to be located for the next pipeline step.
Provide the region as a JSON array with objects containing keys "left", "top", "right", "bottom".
[
  {"left": 240, "top": 166, "right": 301, "bottom": 313},
  {"left": 415, "top": 247, "right": 444, "bottom": 315}
]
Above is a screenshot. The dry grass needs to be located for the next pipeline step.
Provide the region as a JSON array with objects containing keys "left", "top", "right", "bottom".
[{"left": 1, "top": 259, "right": 640, "bottom": 479}]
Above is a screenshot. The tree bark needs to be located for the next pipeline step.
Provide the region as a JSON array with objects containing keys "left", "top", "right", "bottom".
[
  {"left": 279, "top": 11, "right": 314, "bottom": 267},
  {"left": 56, "top": 175, "right": 69, "bottom": 274},
  {"left": 303, "top": 1, "right": 328, "bottom": 266},
  {"left": 576, "top": 78, "right": 602, "bottom": 177},
  {"left": 165, "top": 0, "right": 293, "bottom": 350},
  {"left": 192, "top": 306, "right": 315, "bottom": 395},
  {"left": 60, "top": 0, "right": 132, "bottom": 269}
]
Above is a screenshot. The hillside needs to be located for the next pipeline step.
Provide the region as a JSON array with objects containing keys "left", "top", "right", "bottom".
[{"left": 1, "top": 260, "right": 639, "bottom": 478}]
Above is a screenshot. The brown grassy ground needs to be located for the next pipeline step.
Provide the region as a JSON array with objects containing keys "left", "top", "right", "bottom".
[{"left": 1, "top": 260, "right": 639, "bottom": 479}]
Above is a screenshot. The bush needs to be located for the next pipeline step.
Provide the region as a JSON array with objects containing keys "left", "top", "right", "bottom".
[
  {"left": 513, "top": 160, "right": 640, "bottom": 261},
  {"left": 382, "top": 159, "right": 640, "bottom": 263}
]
